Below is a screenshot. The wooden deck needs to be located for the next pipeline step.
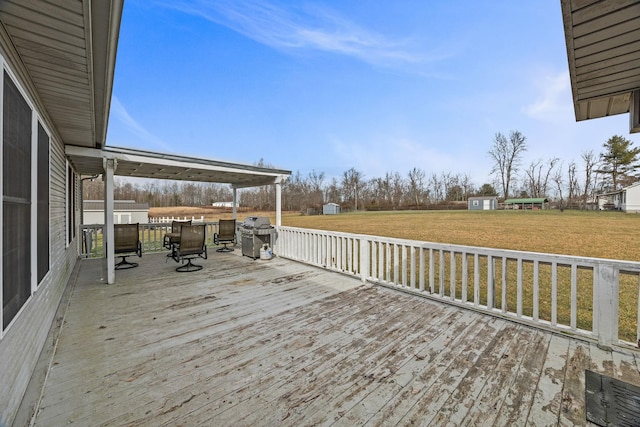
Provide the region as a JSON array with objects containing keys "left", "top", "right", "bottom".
[{"left": 31, "top": 250, "right": 640, "bottom": 426}]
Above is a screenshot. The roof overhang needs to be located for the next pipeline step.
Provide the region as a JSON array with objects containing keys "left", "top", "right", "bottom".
[
  {"left": 0, "top": 0, "right": 123, "bottom": 147},
  {"left": 66, "top": 145, "right": 291, "bottom": 188},
  {"left": 560, "top": 0, "right": 640, "bottom": 132}
]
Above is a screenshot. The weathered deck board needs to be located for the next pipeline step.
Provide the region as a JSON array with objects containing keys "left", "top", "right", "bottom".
[{"left": 31, "top": 252, "right": 640, "bottom": 426}]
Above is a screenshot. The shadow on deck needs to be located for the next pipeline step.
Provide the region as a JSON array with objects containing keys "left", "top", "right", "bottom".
[{"left": 30, "top": 250, "right": 640, "bottom": 426}]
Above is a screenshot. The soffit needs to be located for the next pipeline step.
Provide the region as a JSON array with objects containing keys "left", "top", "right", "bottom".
[
  {"left": 561, "top": 0, "right": 640, "bottom": 121},
  {"left": 0, "top": 0, "right": 122, "bottom": 147}
]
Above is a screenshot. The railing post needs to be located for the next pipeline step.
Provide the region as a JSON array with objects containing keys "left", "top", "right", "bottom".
[
  {"left": 360, "top": 237, "right": 369, "bottom": 283},
  {"left": 594, "top": 263, "right": 619, "bottom": 350}
]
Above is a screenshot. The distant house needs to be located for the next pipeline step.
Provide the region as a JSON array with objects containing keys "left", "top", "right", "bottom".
[
  {"left": 323, "top": 203, "right": 340, "bottom": 215},
  {"left": 503, "top": 198, "right": 549, "bottom": 210},
  {"left": 468, "top": 196, "right": 498, "bottom": 211},
  {"left": 597, "top": 182, "right": 640, "bottom": 212},
  {"left": 83, "top": 200, "right": 149, "bottom": 224},
  {"left": 212, "top": 201, "right": 238, "bottom": 208}
]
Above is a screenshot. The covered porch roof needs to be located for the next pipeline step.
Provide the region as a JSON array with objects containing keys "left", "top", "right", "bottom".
[
  {"left": 560, "top": 0, "right": 640, "bottom": 132},
  {"left": 66, "top": 145, "right": 291, "bottom": 188}
]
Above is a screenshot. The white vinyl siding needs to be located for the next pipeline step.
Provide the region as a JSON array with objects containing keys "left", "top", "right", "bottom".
[{"left": 0, "top": 51, "right": 78, "bottom": 425}]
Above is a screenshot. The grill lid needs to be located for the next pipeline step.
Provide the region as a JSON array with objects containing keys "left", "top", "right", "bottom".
[{"left": 242, "top": 216, "right": 271, "bottom": 229}]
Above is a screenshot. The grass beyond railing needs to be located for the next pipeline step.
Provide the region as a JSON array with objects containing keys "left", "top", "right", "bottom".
[
  {"left": 276, "top": 226, "right": 640, "bottom": 351},
  {"left": 80, "top": 222, "right": 227, "bottom": 258}
]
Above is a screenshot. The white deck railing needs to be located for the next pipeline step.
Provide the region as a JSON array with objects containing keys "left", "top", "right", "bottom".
[
  {"left": 276, "top": 226, "right": 640, "bottom": 351},
  {"left": 80, "top": 222, "right": 226, "bottom": 258}
]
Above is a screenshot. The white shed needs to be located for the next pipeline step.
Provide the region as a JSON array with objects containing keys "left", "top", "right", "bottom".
[
  {"left": 83, "top": 200, "right": 149, "bottom": 224},
  {"left": 323, "top": 203, "right": 340, "bottom": 215}
]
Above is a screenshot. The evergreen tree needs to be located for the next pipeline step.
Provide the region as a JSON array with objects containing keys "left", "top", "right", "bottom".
[{"left": 596, "top": 135, "right": 640, "bottom": 190}]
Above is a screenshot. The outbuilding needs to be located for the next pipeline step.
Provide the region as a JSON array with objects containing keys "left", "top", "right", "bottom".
[
  {"left": 468, "top": 196, "right": 498, "bottom": 211},
  {"left": 503, "top": 198, "right": 549, "bottom": 210},
  {"left": 597, "top": 182, "right": 640, "bottom": 212},
  {"left": 83, "top": 200, "right": 149, "bottom": 224},
  {"left": 323, "top": 203, "right": 340, "bottom": 215}
]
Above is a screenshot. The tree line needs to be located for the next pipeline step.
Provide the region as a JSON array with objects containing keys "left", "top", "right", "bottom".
[
  {"left": 83, "top": 133, "right": 640, "bottom": 212},
  {"left": 488, "top": 131, "right": 639, "bottom": 209}
]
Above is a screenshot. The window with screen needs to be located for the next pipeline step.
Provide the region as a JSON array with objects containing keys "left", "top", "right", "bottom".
[{"left": 3, "top": 70, "right": 32, "bottom": 329}]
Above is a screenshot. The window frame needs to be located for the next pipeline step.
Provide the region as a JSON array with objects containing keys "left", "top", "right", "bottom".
[
  {"left": 1, "top": 57, "right": 53, "bottom": 336},
  {"left": 66, "top": 162, "right": 76, "bottom": 247},
  {"left": 2, "top": 65, "right": 33, "bottom": 332},
  {"left": 35, "top": 120, "right": 50, "bottom": 285}
]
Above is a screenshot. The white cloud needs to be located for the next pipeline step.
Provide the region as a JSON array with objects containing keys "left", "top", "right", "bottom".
[
  {"left": 523, "top": 71, "right": 574, "bottom": 122},
  {"left": 109, "top": 97, "right": 172, "bottom": 151},
  {"left": 156, "top": 0, "right": 440, "bottom": 69}
]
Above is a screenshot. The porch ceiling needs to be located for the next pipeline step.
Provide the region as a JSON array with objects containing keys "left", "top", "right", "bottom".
[
  {"left": 0, "top": 0, "right": 122, "bottom": 147},
  {"left": 66, "top": 145, "right": 291, "bottom": 188},
  {"left": 561, "top": 0, "right": 640, "bottom": 129}
]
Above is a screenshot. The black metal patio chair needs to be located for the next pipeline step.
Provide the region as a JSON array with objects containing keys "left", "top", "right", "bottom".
[
  {"left": 114, "top": 223, "right": 142, "bottom": 269},
  {"left": 172, "top": 224, "right": 207, "bottom": 272},
  {"left": 163, "top": 219, "right": 191, "bottom": 257},
  {"left": 214, "top": 219, "right": 236, "bottom": 252}
]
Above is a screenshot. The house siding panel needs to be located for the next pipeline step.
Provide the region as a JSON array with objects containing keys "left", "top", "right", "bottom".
[
  {"left": 0, "top": 57, "right": 79, "bottom": 426},
  {"left": 623, "top": 183, "right": 640, "bottom": 213}
]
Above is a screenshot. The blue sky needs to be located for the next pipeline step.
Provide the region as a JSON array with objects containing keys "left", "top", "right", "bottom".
[{"left": 106, "top": 0, "right": 639, "bottom": 187}]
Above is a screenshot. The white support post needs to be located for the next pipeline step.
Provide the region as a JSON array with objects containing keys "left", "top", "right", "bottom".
[
  {"left": 104, "top": 158, "right": 116, "bottom": 284},
  {"left": 275, "top": 176, "right": 285, "bottom": 227},
  {"left": 232, "top": 187, "right": 237, "bottom": 219},
  {"left": 594, "top": 263, "right": 619, "bottom": 350},
  {"left": 630, "top": 89, "right": 639, "bottom": 133}
]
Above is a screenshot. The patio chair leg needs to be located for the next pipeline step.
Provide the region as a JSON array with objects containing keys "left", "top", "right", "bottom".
[
  {"left": 115, "top": 256, "right": 138, "bottom": 270},
  {"left": 216, "top": 243, "right": 234, "bottom": 252},
  {"left": 175, "top": 258, "right": 203, "bottom": 272}
]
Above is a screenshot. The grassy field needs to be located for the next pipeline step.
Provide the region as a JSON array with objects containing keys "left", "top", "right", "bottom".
[
  {"left": 151, "top": 207, "right": 640, "bottom": 261},
  {"left": 281, "top": 209, "right": 640, "bottom": 262}
]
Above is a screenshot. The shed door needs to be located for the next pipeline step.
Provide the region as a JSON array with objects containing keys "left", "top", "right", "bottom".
[{"left": 483, "top": 200, "right": 491, "bottom": 210}]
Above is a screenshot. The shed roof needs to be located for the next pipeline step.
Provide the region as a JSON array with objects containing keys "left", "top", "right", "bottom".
[{"left": 503, "top": 198, "right": 549, "bottom": 204}]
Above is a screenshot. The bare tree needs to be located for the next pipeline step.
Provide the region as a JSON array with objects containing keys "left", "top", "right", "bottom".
[
  {"left": 459, "top": 174, "right": 475, "bottom": 200},
  {"left": 307, "top": 170, "right": 325, "bottom": 207},
  {"left": 488, "top": 130, "right": 527, "bottom": 199},
  {"left": 581, "top": 150, "right": 597, "bottom": 209},
  {"left": 524, "top": 158, "right": 558, "bottom": 198},
  {"left": 566, "top": 161, "right": 580, "bottom": 208},
  {"left": 552, "top": 165, "right": 564, "bottom": 210},
  {"left": 407, "top": 167, "right": 426, "bottom": 206},
  {"left": 390, "top": 172, "right": 405, "bottom": 207},
  {"left": 428, "top": 173, "right": 443, "bottom": 203},
  {"left": 324, "top": 177, "right": 341, "bottom": 204},
  {"left": 341, "top": 167, "right": 364, "bottom": 211}
]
